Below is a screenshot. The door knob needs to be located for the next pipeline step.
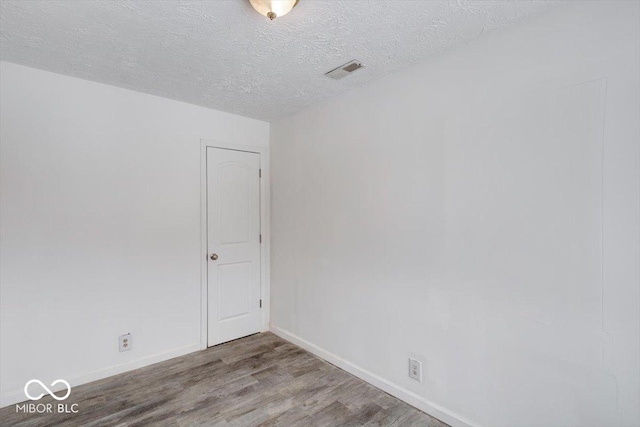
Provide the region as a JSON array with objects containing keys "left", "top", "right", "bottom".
[{"left": 210, "top": 253, "right": 219, "bottom": 261}]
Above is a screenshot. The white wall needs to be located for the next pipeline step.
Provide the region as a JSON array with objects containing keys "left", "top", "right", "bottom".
[
  {"left": 270, "top": 2, "right": 639, "bottom": 427},
  {"left": 0, "top": 61, "right": 269, "bottom": 406}
]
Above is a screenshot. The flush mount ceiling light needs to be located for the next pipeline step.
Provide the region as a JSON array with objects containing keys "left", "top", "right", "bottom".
[{"left": 249, "top": 0, "right": 299, "bottom": 20}]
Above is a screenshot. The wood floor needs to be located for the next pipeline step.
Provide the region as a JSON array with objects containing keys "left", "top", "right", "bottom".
[{"left": 2, "top": 332, "right": 448, "bottom": 427}]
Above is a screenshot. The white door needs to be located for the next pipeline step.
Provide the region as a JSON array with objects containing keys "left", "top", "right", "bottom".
[{"left": 207, "top": 147, "right": 261, "bottom": 346}]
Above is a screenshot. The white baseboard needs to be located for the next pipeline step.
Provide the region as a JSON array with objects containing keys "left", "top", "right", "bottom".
[
  {"left": 270, "top": 325, "right": 479, "bottom": 427},
  {"left": 0, "top": 343, "right": 200, "bottom": 408}
]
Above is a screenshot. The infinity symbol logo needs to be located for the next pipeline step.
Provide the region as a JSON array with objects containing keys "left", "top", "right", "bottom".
[{"left": 24, "top": 379, "right": 71, "bottom": 401}]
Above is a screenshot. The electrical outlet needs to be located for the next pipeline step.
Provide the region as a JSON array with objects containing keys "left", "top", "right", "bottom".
[
  {"left": 119, "top": 333, "right": 132, "bottom": 352},
  {"left": 409, "top": 358, "right": 422, "bottom": 381}
]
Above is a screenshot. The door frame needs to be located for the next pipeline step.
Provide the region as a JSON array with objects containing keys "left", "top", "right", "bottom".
[{"left": 200, "top": 139, "right": 270, "bottom": 350}]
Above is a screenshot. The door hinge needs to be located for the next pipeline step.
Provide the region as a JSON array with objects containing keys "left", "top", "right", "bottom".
[
  {"left": 259, "top": 234, "right": 262, "bottom": 243},
  {"left": 260, "top": 299, "right": 262, "bottom": 308},
  {"left": 259, "top": 168, "right": 262, "bottom": 178}
]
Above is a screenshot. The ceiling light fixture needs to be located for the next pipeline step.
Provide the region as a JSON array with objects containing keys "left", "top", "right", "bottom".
[{"left": 249, "top": 0, "right": 299, "bottom": 20}]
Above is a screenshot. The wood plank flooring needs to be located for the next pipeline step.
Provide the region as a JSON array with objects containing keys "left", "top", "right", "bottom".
[{"left": 1, "top": 332, "right": 449, "bottom": 426}]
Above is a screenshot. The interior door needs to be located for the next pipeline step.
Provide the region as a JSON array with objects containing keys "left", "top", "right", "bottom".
[{"left": 207, "top": 147, "right": 261, "bottom": 346}]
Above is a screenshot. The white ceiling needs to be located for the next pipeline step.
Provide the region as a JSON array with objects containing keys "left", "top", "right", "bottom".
[{"left": 0, "top": 1, "right": 556, "bottom": 121}]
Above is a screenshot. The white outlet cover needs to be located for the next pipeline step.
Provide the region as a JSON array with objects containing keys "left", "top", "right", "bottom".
[
  {"left": 409, "top": 358, "right": 422, "bottom": 381},
  {"left": 119, "top": 333, "right": 132, "bottom": 352}
]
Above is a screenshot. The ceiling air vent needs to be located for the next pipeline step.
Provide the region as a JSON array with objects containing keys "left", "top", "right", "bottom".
[{"left": 325, "top": 60, "right": 364, "bottom": 80}]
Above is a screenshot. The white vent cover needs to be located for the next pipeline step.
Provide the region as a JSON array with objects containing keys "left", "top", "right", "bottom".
[{"left": 325, "top": 60, "right": 364, "bottom": 80}]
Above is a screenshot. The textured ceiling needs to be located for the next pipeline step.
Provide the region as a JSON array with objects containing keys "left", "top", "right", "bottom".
[{"left": 0, "top": 1, "right": 556, "bottom": 121}]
